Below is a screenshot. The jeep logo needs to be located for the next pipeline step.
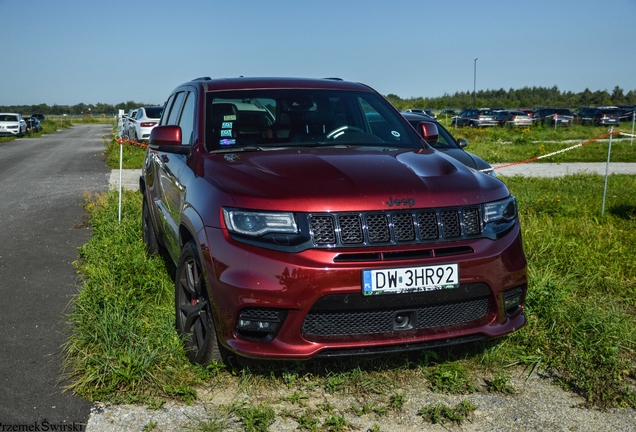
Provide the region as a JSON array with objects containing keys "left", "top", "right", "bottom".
[{"left": 386, "top": 197, "right": 415, "bottom": 207}]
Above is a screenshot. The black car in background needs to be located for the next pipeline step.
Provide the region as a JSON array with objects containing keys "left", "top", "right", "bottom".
[
  {"left": 403, "top": 112, "right": 495, "bottom": 176},
  {"left": 532, "top": 108, "right": 574, "bottom": 126},
  {"left": 24, "top": 117, "right": 42, "bottom": 133},
  {"left": 576, "top": 107, "right": 620, "bottom": 126}
]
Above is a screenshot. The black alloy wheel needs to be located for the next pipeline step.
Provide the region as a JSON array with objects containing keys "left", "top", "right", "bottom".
[{"left": 175, "top": 240, "right": 222, "bottom": 365}]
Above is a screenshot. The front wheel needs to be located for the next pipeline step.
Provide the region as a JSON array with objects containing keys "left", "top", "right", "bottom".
[{"left": 175, "top": 240, "right": 223, "bottom": 365}]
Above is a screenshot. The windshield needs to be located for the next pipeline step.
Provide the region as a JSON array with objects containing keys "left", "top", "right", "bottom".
[{"left": 204, "top": 89, "right": 423, "bottom": 152}]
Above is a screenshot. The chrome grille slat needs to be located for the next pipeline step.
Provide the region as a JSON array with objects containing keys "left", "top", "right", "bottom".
[{"left": 308, "top": 207, "right": 482, "bottom": 248}]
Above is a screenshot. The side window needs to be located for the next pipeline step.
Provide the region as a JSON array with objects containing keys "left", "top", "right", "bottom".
[
  {"left": 160, "top": 94, "right": 176, "bottom": 126},
  {"left": 179, "top": 92, "right": 196, "bottom": 146},
  {"left": 166, "top": 92, "right": 186, "bottom": 125}
]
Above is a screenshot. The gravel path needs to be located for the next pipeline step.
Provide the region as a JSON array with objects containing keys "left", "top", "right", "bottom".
[
  {"left": 86, "top": 368, "right": 636, "bottom": 431},
  {"left": 91, "top": 165, "right": 636, "bottom": 431}
]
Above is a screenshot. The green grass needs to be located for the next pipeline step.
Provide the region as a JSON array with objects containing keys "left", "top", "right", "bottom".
[
  {"left": 488, "top": 174, "right": 636, "bottom": 407},
  {"left": 104, "top": 129, "right": 147, "bottom": 169},
  {"left": 62, "top": 191, "right": 221, "bottom": 404},
  {"left": 447, "top": 123, "right": 636, "bottom": 163},
  {"left": 418, "top": 400, "right": 477, "bottom": 425}
]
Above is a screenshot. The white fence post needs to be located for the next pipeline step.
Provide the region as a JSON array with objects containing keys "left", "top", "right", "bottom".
[
  {"left": 601, "top": 127, "right": 614, "bottom": 217},
  {"left": 631, "top": 110, "right": 635, "bottom": 146},
  {"left": 118, "top": 140, "right": 123, "bottom": 223}
]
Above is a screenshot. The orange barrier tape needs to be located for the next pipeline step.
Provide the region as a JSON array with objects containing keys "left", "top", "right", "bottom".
[{"left": 117, "top": 136, "right": 148, "bottom": 149}]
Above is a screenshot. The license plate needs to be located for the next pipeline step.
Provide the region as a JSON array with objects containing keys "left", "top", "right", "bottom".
[{"left": 362, "top": 263, "right": 459, "bottom": 296}]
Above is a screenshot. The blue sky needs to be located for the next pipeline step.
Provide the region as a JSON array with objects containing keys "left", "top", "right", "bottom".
[{"left": 1, "top": 0, "right": 635, "bottom": 106}]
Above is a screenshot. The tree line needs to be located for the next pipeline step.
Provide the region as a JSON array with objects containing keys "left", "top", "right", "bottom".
[
  {"left": 387, "top": 85, "right": 636, "bottom": 111},
  {"left": 1, "top": 86, "right": 635, "bottom": 116},
  {"left": 0, "top": 101, "right": 158, "bottom": 117}
]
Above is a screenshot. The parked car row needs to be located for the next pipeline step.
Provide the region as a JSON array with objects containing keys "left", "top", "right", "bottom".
[
  {"left": 417, "top": 105, "right": 635, "bottom": 128},
  {"left": 121, "top": 106, "right": 163, "bottom": 142},
  {"left": 0, "top": 113, "right": 43, "bottom": 137}
]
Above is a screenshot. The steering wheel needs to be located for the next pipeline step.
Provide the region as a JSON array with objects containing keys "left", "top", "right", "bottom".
[{"left": 325, "top": 125, "right": 365, "bottom": 140}]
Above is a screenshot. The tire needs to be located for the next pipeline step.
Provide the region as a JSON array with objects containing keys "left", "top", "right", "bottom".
[
  {"left": 175, "top": 240, "right": 223, "bottom": 365},
  {"left": 142, "top": 196, "right": 160, "bottom": 255}
]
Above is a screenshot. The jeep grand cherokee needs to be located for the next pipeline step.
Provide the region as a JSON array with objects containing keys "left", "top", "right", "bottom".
[{"left": 140, "top": 77, "right": 527, "bottom": 366}]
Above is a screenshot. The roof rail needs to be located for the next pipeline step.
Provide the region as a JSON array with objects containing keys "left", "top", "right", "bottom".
[
  {"left": 191, "top": 77, "right": 212, "bottom": 81},
  {"left": 324, "top": 77, "right": 343, "bottom": 81}
]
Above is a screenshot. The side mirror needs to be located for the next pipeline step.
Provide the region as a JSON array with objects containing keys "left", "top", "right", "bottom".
[
  {"left": 148, "top": 125, "right": 189, "bottom": 154},
  {"left": 457, "top": 138, "right": 468, "bottom": 149},
  {"left": 417, "top": 122, "right": 439, "bottom": 145}
]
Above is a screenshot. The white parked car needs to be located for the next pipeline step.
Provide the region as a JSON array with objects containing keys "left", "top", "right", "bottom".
[
  {"left": 0, "top": 113, "right": 27, "bottom": 137},
  {"left": 127, "top": 106, "right": 162, "bottom": 142}
]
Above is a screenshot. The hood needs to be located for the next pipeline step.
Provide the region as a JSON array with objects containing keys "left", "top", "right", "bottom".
[{"left": 204, "top": 147, "right": 508, "bottom": 212}]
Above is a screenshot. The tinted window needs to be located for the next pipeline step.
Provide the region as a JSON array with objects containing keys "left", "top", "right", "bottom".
[
  {"left": 179, "top": 92, "right": 195, "bottom": 145},
  {"left": 160, "top": 95, "right": 176, "bottom": 126},
  {"left": 166, "top": 92, "right": 186, "bottom": 126}
]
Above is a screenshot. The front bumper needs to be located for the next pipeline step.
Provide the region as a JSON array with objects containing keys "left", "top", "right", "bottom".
[
  {"left": 0, "top": 127, "right": 20, "bottom": 136},
  {"left": 201, "top": 222, "right": 528, "bottom": 360}
]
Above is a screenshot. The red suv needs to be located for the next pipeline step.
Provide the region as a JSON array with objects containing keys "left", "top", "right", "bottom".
[{"left": 141, "top": 77, "right": 527, "bottom": 365}]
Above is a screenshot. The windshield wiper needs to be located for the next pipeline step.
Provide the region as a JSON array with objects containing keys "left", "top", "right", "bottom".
[{"left": 210, "top": 146, "right": 263, "bottom": 153}]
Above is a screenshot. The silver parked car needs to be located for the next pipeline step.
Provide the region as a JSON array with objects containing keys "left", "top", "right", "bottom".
[
  {"left": 0, "top": 113, "right": 27, "bottom": 137},
  {"left": 494, "top": 110, "right": 534, "bottom": 128}
]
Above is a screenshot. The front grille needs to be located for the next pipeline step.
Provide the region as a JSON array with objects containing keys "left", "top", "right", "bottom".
[
  {"left": 308, "top": 207, "right": 482, "bottom": 248},
  {"left": 302, "top": 297, "right": 490, "bottom": 338}
]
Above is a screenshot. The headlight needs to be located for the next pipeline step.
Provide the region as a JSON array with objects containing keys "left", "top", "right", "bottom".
[
  {"left": 483, "top": 196, "right": 517, "bottom": 223},
  {"left": 223, "top": 209, "right": 298, "bottom": 236}
]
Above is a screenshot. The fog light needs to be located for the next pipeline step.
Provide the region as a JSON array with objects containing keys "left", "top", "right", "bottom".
[
  {"left": 503, "top": 286, "right": 524, "bottom": 317},
  {"left": 236, "top": 308, "right": 287, "bottom": 341}
]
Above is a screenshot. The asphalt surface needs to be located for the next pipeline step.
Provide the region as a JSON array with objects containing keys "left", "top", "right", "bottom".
[{"left": 0, "top": 125, "right": 112, "bottom": 429}]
